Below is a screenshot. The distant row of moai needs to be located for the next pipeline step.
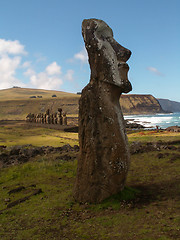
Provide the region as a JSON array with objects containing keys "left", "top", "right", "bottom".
[{"left": 26, "top": 108, "right": 67, "bottom": 125}]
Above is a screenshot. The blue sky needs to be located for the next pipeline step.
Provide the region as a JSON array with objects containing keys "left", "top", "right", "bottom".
[{"left": 0, "top": 0, "right": 179, "bottom": 101}]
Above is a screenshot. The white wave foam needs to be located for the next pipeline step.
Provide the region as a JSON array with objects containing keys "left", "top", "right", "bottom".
[{"left": 125, "top": 115, "right": 174, "bottom": 127}]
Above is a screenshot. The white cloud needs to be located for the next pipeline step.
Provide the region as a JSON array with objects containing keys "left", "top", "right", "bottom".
[
  {"left": 25, "top": 62, "right": 63, "bottom": 90},
  {"left": 0, "top": 39, "right": 26, "bottom": 56},
  {"left": 0, "top": 39, "right": 27, "bottom": 89},
  {"left": 46, "top": 61, "right": 61, "bottom": 75},
  {"left": 24, "top": 68, "right": 35, "bottom": 77},
  {"left": 0, "top": 38, "right": 73, "bottom": 91},
  {"left": 65, "top": 69, "right": 74, "bottom": 82},
  {"left": 74, "top": 48, "right": 88, "bottom": 63},
  {"left": 147, "top": 66, "right": 164, "bottom": 76},
  {"left": 0, "top": 54, "right": 25, "bottom": 89},
  {"left": 68, "top": 47, "right": 88, "bottom": 64},
  {"left": 30, "top": 72, "right": 63, "bottom": 90},
  {"left": 22, "top": 61, "right": 31, "bottom": 68}
]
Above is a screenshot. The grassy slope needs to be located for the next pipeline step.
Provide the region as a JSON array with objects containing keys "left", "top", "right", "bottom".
[
  {"left": 0, "top": 88, "right": 78, "bottom": 101},
  {"left": 0, "top": 122, "right": 180, "bottom": 240},
  {"left": 0, "top": 88, "right": 80, "bottom": 120}
]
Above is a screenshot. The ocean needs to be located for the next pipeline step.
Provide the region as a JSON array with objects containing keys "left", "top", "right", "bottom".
[{"left": 124, "top": 112, "right": 180, "bottom": 129}]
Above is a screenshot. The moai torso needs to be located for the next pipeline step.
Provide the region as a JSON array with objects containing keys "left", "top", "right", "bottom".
[{"left": 74, "top": 19, "right": 132, "bottom": 203}]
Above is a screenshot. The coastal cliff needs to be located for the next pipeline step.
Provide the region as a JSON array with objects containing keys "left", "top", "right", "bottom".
[
  {"left": 121, "top": 94, "right": 164, "bottom": 115},
  {"left": 158, "top": 98, "right": 180, "bottom": 113}
]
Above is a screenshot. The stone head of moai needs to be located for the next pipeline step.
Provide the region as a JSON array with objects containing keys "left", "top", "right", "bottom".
[
  {"left": 74, "top": 19, "right": 132, "bottom": 203},
  {"left": 82, "top": 18, "right": 132, "bottom": 94}
]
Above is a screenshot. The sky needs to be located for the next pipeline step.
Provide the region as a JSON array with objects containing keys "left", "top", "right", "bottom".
[{"left": 0, "top": 0, "right": 179, "bottom": 101}]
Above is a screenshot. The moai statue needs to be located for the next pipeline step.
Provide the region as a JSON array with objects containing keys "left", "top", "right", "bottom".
[
  {"left": 39, "top": 113, "right": 41, "bottom": 123},
  {"left": 74, "top": 19, "right": 132, "bottom": 203},
  {"left": 26, "top": 113, "right": 31, "bottom": 122},
  {"left": 31, "top": 114, "right": 34, "bottom": 122},
  {"left": 46, "top": 109, "right": 50, "bottom": 124},
  {"left": 44, "top": 113, "right": 47, "bottom": 124},
  {"left": 35, "top": 114, "right": 38, "bottom": 123},
  {"left": 57, "top": 108, "right": 63, "bottom": 125},
  {"left": 54, "top": 113, "right": 58, "bottom": 124},
  {"left": 62, "top": 112, "right": 67, "bottom": 125},
  {"left": 46, "top": 109, "right": 50, "bottom": 115},
  {"left": 40, "top": 114, "right": 42, "bottom": 123},
  {"left": 37, "top": 114, "right": 39, "bottom": 123},
  {"left": 40, "top": 113, "right": 44, "bottom": 124},
  {"left": 51, "top": 114, "right": 54, "bottom": 124},
  {"left": 41, "top": 113, "right": 44, "bottom": 124},
  {"left": 47, "top": 114, "right": 51, "bottom": 124}
]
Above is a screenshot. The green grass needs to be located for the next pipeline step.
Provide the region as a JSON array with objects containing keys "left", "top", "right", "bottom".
[
  {"left": 128, "top": 130, "right": 180, "bottom": 143},
  {"left": 91, "top": 187, "right": 140, "bottom": 211},
  {"left": 0, "top": 123, "right": 180, "bottom": 239},
  {"left": 0, "top": 124, "right": 78, "bottom": 147}
]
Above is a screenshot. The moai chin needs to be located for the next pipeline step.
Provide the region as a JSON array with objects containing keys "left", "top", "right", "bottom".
[{"left": 74, "top": 19, "right": 132, "bottom": 203}]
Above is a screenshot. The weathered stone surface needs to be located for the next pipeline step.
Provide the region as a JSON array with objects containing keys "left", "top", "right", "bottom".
[{"left": 74, "top": 19, "right": 132, "bottom": 203}]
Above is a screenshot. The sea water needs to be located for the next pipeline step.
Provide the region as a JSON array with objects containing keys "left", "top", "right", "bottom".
[{"left": 124, "top": 112, "right": 180, "bottom": 129}]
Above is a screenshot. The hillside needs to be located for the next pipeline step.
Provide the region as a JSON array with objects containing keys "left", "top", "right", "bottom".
[
  {"left": 158, "top": 98, "right": 180, "bottom": 113},
  {"left": 0, "top": 87, "right": 77, "bottom": 101},
  {"left": 0, "top": 88, "right": 79, "bottom": 120},
  {"left": 0, "top": 88, "right": 164, "bottom": 120}
]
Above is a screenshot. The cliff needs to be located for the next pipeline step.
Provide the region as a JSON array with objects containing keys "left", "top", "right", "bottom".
[
  {"left": 157, "top": 98, "right": 180, "bottom": 113},
  {"left": 120, "top": 94, "right": 164, "bottom": 115}
]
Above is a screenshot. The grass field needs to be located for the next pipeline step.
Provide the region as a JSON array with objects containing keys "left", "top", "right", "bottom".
[{"left": 0, "top": 122, "right": 180, "bottom": 240}]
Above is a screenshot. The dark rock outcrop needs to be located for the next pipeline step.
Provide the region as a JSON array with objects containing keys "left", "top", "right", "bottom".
[
  {"left": 0, "top": 144, "right": 79, "bottom": 168},
  {"left": 166, "top": 126, "right": 180, "bottom": 132}
]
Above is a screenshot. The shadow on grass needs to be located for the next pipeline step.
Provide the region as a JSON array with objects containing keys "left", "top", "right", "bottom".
[
  {"left": 90, "top": 187, "right": 140, "bottom": 211},
  {"left": 91, "top": 176, "right": 180, "bottom": 211},
  {"left": 129, "top": 177, "right": 180, "bottom": 207}
]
